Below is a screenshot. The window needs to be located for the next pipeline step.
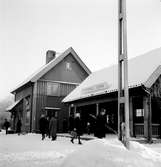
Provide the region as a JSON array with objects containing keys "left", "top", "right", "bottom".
[
  {"left": 47, "top": 82, "right": 59, "bottom": 96},
  {"left": 66, "top": 62, "right": 72, "bottom": 71},
  {"left": 25, "top": 96, "right": 30, "bottom": 110},
  {"left": 25, "top": 96, "right": 31, "bottom": 124},
  {"left": 59, "top": 83, "right": 76, "bottom": 96},
  {"left": 26, "top": 111, "right": 30, "bottom": 124},
  {"left": 136, "top": 109, "right": 144, "bottom": 117},
  {"left": 46, "top": 82, "right": 77, "bottom": 96}
]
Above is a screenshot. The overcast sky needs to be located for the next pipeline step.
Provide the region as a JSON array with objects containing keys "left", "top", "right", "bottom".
[{"left": 0, "top": 0, "right": 161, "bottom": 100}]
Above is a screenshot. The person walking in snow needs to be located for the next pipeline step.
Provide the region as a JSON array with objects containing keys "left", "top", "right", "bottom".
[
  {"left": 3, "top": 119, "right": 10, "bottom": 135},
  {"left": 16, "top": 119, "right": 22, "bottom": 135},
  {"left": 86, "top": 122, "right": 91, "bottom": 135},
  {"left": 71, "top": 113, "right": 82, "bottom": 144},
  {"left": 68, "top": 114, "right": 74, "bottom": 132},
  {"left": 49, "top": 115, "right": 57, "bottom": 141},
  {"left": 95, "top": 109, "right": 107, "bottom": 138},
  {"left": 46, "top": 116, "right": 50, "bottom": 138},
  {"left": 39, "top": 114, "right": 47, "bottom": 140}
]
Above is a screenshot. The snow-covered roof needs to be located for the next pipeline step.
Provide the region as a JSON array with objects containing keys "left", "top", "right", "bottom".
[
  {"left": 6, "top": 99, "right": 22, "bottom": 111},
  {"left": 11, "top": 47, "right": 91, "bottom": 93},
  {"left": 63, "top": 47, "right": 161, "bottom": 103}
]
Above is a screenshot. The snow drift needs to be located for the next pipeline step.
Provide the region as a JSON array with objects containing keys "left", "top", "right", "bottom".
[{"left": 60, "top": 139, "right": 161, "bottom": 167}]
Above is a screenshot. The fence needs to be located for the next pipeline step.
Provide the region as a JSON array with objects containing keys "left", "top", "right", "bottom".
[{"left": 134, "top": 123, "right": 160, "bottom": 137}]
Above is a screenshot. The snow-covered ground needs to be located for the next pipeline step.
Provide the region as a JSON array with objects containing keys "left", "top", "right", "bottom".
[
  {"left": 0, "top": 130, "right": 82, "bottom": 167},
  {"left": 0, "top": 130, "right": 161, "bottom": 167},
  {"left": 61, "top": 138, "right": 161, "bottom": 167}
]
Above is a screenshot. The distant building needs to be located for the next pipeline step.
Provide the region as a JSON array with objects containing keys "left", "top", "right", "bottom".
[
  {"left": 63, "top": 48, "right": 161, "bottom": 138},
  {"left": 7, "top": 47, "right": 91, "bottom": 133}
]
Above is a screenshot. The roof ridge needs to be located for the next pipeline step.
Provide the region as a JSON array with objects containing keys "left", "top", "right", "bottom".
[
  {"left": 11, "top": 47, "right": 90, "bottom": 93},
  {"left": 63, "top": 47, "right": 161, "bottom": 103}
]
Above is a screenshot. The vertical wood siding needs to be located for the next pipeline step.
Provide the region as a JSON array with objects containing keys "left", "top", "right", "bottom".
[
  {"left": 151, "top": 75, "right": 161, "bottom": 97},
  {"left": 34, "top": 80, "right": 77, "bottom": 132},
  {"left": 35, "top": 81, "right": 47, "bottom": 131},
  {"left": 14, "top": 85, "right": 33, "bottom": 132}
]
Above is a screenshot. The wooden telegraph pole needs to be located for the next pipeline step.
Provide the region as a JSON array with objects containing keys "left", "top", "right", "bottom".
[{"left": 118, "top": 0, "right": 130, "bottom": 148}]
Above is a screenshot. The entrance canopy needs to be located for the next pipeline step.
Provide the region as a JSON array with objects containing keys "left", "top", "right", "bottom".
[
  {"left": 44, "top": 107, "right": 60, "bottom": 110},
  {"left": 6, "top": 99, "right": 22, "bottom": 112}
]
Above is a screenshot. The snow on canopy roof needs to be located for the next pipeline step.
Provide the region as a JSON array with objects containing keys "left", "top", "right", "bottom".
[
  {"left": 6, "top": 99, "right": 22, "bottom": 111},
  {"left": 63, "top": 47, "right": 161, "bottom": 103},
  {"left": 11, "top": 47, "right": 91, "bottom": 93}
]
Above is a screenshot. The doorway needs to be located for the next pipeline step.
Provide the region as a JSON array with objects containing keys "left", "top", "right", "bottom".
[{"left": 44, "top": 107, "right": 60, "bottom": 119}]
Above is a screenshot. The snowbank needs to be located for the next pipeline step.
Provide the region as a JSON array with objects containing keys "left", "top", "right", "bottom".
[
  {"left": 60, "top": 139, "right": 161, "bottom": 167},
  {"left": 130, "top": 141, "right": 161, "bottom": 162}
]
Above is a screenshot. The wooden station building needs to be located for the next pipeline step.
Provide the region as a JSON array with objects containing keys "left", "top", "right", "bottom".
[
  {"left": 7, "top": 47, "right": 91, "bottom": 133},
  {"left": 63, "top": 48, "right": 161, "bottom": 138}
]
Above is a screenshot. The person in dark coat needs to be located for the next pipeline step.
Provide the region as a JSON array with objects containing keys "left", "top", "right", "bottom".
[
  {"left": 68, "top": 114, "right": 74, "bottom": 132},
  {"left": 39, "top": 114, "right": 47, "bottom": 140},
  {"left": 49, "top": 115, "right": 57, "bottom": 141},
  {"left": 16, "top": 119, "right": 22, "bottom": 135},
  {"left": 46, "top": 116, "right": 50, "bottom": 138},
  {"left": 71, "top": 113, "right": 82, "bottom": 144},
  {"left": 95, "top": 109, "right": 107, "bottom": 138},
  {"left": 63, "top": 118, "right": 68, "bottom": 133},
  {"left": 3, "top": 119, "right": 10, "bottom": 135},
  {"left": 86, "top": 122, "right": 91, "bottom": 135}
]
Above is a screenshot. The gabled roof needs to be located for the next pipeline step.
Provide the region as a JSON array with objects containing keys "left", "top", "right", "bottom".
[
  {"left": 63, "top": 47, "right": 161, "bottom": 103},
  {"left": 11, "top": 47, "right": 91, "bottom": 93}
]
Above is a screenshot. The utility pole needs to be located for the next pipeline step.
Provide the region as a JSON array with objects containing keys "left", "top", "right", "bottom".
[{"left": 118, "top": 0, "right": 130, "bottom": 149}]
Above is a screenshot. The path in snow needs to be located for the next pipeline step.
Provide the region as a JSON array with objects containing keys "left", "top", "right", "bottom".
[
  {"left": 0, "top": 131, "right": 161, "bottom": 167},
  {"left": 0, "top": 132, "right": 83, "bottom": 167}
]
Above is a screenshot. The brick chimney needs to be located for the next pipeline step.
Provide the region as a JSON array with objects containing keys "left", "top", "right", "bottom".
[{"left": 46, "top": 50, "right": 56, "bottom": 64}]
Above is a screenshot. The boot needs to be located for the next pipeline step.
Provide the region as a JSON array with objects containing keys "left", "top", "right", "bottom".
[
  {"left": 71, "top": 138, "right": 74, "bottom": 144},
  {"left": 78, "top": 141, "right": 82, "bottom": 145}
]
